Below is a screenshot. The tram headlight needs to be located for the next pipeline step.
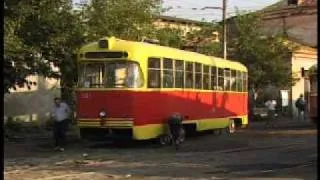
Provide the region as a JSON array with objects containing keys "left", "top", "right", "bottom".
[{"left": 99, "top": 110, "right": 107, "bottom": 118}]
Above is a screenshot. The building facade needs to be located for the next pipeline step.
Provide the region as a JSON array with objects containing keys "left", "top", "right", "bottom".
[
  {"left": 226, "top": 0, "right": 317, "bottom": 118},
  {"left": 262, "top": 1, "right": 318, "bottom": 118},
  {"left": 153, "top": 15, "right": 202, "bottom": 36}
]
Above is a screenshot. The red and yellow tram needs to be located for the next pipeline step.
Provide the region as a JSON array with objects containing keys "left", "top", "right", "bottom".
[{"left": 76, "top": 37, "right": 248, "bottom": 140}]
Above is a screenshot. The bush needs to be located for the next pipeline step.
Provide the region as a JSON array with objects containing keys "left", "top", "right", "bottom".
[{"left": 5, "top": 117, "right": 24, "bottom": 132}]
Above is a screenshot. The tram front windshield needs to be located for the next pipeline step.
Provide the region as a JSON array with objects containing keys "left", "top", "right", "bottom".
[{"left": 78, "top": 61, "right": 144, "bottom": 88}]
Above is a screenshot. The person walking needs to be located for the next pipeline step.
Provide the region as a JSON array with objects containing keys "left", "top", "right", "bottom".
[
  {"left": 168, "top": 112, "right": 184, "bottom": 149},
  {"left": 265, "top": 98, "right": 277, "bottom": 128},
  {"left": 295, "top": 94, "right": 306, "bottom": 121},
  {"left": 51, "top": 97, "right": 71, "bottom": 151}
]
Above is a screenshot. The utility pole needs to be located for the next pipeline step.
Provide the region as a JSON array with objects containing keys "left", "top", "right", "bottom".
[
  {"left": 202, "top": 0, "right": 227, "bottom": 59},
  {"left": 222, "top": 0, "right": 227, "bottom": 59}
]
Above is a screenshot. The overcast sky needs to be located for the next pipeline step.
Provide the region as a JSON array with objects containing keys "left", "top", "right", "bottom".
[
  {"left": 162, "top": 0, "right": 280, "bottom": 22},
  {"left": 73, "top": 0, "right": 280, "bottom": 22}
]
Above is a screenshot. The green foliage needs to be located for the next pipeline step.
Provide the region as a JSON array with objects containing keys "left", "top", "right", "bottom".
[
  {"left": 4, "top": 0, "right": 85, "bottom": 94},
  {"left": 197, "top": 43, "right": 223, "bottom": 57},
  {"left": 229, "top": 10, "right": 298, "bottom": 90},
  {"left": 154, "top": 27, "right": 184, "bottom": 48},
  {"left": 83, "top": 0, "right": 161, "bottom": 41},
  {"left": 185, "top": 23, "right": 223, "bottom": 57},
  {"left": 4, "top": 0, "right": 162, "bottom": 95},
  {"left": 308, "top": 65, "right": 317, "bottom": 75}
]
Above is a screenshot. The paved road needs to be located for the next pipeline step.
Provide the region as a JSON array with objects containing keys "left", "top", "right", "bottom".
[{"left": 4, "top": 119, "right": 317, "bottom": 180}]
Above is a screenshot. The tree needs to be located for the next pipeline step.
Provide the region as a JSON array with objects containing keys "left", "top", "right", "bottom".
[
  {"left": 228, "top": 11, "right": 298, "bottom": 94},
  {"left": 154, "top": 27, "right": 184, "bottom": 48},
  {"left": 184, "top": 22, "right": 223, "bottom": 57},
  {"left": 83, "top": 0, "right": 161, "bottom": 42},
  {"left": 4, "top": 0, "right": 86, "bottom": 97},
  {"left": 308, "top": 65, "right": 317, "bottom": 76}
]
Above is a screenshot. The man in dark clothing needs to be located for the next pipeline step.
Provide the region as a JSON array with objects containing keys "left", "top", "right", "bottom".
[
  {"left": 168, "top": 113, "right": 184, "bottom": 146},
  {"left": 295, "top": 94, "right": 306, "bottom": 121}
]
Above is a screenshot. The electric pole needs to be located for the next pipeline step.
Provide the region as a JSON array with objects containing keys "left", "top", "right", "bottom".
[
  {"left": 202, "top": 0, "right": 227, "bottom": 59},
  {"left": 222, "top": 0, "right": 227, "bottom": 59}
]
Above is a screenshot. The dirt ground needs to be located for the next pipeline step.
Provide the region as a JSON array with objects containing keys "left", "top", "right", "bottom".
[{"left": 4, "top": 120, "right": 317, "bottom": 180}]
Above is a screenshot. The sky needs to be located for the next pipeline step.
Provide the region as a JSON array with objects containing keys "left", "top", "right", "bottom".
[
  {"left": 73, "top": 0, "right": 280, "bottom": 22},
  {"left": 162, "top": 0, "right": 280, "bottom": 22}
]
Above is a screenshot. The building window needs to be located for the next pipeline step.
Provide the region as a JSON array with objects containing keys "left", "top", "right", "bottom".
[
  {"left": 174, "top": 60, "right": 184, "bottom": 88},
  {"left": 163, "top": 58, "right": 174, "bottom": 88},
  {"left": 148, "top": 57, "right": 161, "bottom": 88},
  {"left": 185, "top": 62, "right": 194, "bottom": 88}
]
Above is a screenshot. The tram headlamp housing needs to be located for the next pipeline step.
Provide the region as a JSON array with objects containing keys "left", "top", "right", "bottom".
[{"left": 98, "top": 39, "right": 108, "bottom": 48}]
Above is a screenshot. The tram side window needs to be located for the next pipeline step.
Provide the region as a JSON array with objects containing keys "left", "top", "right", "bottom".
[
  {"left": 211, "top": 66, "right": 217, "bottom": 90},
  {"left": 175, "top": 60, "right": 184, "bottom": 88},
  {"left": 231, "top": 70, "right": 237, "bottom": 91},
  {"left": 217, "top": 68, "right": 224, "bottom": 90},
  {"left": 185, "top": 62, "right": 194, "bottom": 88},
  {"left": 237, "top": 71, "right": 243, "bottom": 92},
  {"left": 224, "top": 69, "right": 231, "bottom": 91},
  {"left": 148, "top": 58, "right": 161, "bottom": 88},
  {"left": 195, "top": 63, "right": 202, "bottom": 89},
  {"left": 163, "top": 58, "right": 174, "bottom": 88},
  {"left": 243, "top": 72, "right": 248, "bottom": 92},
  {"left": 203, "top": 65, "right": 210, "bottom": 90}
]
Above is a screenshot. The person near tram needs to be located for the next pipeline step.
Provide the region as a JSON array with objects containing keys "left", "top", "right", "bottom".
[
  {"left": 51, "top": 97, "right": 71, "bottom": 152},
  {"left": 168, "top": 112, "right": 184, "bottom": 148},
  {"left": 264, "top": 97, "right": 277, "bottom": 127},
  {"left": 295, "top": 94, "right": 306, "bottom": 121}
]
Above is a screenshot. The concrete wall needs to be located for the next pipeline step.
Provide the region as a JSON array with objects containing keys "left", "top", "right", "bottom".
[{"left": 4, "top": 76, "right": 60, "bottom": 126}]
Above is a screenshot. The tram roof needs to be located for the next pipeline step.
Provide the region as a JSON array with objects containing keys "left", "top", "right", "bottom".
[{"left": 78, "top": 37, "right": 247, "bottom": 72}]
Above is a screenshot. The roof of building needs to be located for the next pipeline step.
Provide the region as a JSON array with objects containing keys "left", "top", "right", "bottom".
[
  {"left": 157, "top": 15, "right": 205, "bottom": 26},
  {"left": 262, "top": 0, "right": 317, "bottom": 12},
  {"left": 225, "top": 1, "right": 317, "bottom": 48},
  {"left": 260, "top": 0, "right": 317, "bottom": 17}
]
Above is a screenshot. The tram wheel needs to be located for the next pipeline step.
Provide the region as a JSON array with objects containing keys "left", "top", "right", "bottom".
[{"left": 227, "top": 119, "right": 236, "bottom": 134}]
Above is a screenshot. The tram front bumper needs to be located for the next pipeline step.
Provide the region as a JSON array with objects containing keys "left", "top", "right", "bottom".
[
  {"left": 77, "top": 118, "right": 134, "bottom": 128},
  {"left": 77, "top": 118, "right": 134, "bottom": 140}
]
